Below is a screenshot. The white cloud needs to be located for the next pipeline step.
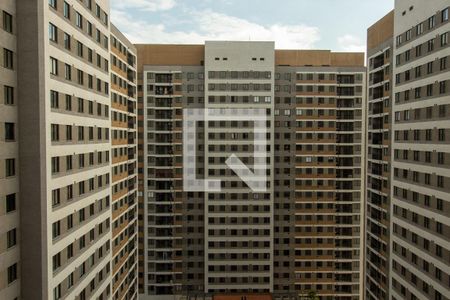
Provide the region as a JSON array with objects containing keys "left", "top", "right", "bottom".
[
  {"left": 337, "top": 34, "right": 365, "bottom": 52},
  {"left": 112, "top": 0, "right": 176, "bottom": 12},
  {"left": 111, "top": 9, "right": 320, "bottom": 49}
]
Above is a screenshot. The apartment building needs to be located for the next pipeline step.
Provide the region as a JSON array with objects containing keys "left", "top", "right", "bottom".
[
  {"left": 17, "top": 0, "right": 113, "bottom": 299},
  {"left": 365, "top": 11, "right": 394, "bottom": 300},
  {"left": 0, "top": 0, "right": 19, "bottom": 299},
  {"left": 110, "top": 24, "right": 138, "bottom": 300},
  {"left": 390, "top": 0, "right": 450, "bottom": 299},
  {"left": 137, "top": 42, "right": 366, "bottom": 300}
]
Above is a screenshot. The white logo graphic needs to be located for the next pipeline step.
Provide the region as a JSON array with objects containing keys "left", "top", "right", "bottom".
[{"left": 183, "top": 108, "right": 268, "bottom": 192}]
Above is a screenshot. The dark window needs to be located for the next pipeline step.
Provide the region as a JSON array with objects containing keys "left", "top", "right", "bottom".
[
  {"left": 3, "top": 11, "right": 13, "bottom": 33},
  {"left": 5, "top": 122, "right": 14, "bottom": 141},
  {"left": 3, "top": 48, "right": 13, "bottom": 69},
  {"left": 7, "top": 228, "right": 16, "bottom": 248},
  {"left": 7, "top": 264, "right": 17, "bottom": 283},
  {"left": 6, "top": 193, "right": 16, "bottom": 212},
  {"left": 4, "top": 85, "right": 14, "bottom": 105},
  {"left": 5, "top": 158, "right": 15, "bottom": 177}
]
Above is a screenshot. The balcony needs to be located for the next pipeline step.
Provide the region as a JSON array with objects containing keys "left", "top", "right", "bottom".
[
  {"left": 337, "top": 75, "right": 355, "bottom": 84},
  {"left": 155, "top": 111, "right": 173, "bottom": 119},
  {"left": 155, "top": 74, "right": 173, "bottom": 84},
  {"left": 371, "top": 86, "right": 384, "bottom": 100},
  {"left": 337, "top": 87, "right": 355, "bottom": 96},
  {"left": 336, "top": 123, "right": 354, "bottom": 132},
  {"left": 337, "top": 99, "right": 355, "bottom": 108},
  {"left": 372, "top": 70, "right": 384, "bottom": 85},
  {"left": 155, "top": 98, "right": 174, "bottom": 108},
  {"left": 372, "top": 54, "right": 384, "bottom": 70},
  {"left": 155, "top": 86, "right": 173, "bottom": 95},
  {"left": 336, "top": 111, "right": 354, "bottom": 120}
]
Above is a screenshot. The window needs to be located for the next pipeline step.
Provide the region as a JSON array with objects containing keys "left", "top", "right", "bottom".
[
  {"left": 77, "top": 70, "right": 84, "bottom": 85},
  {"left": 440, "top": 81, "right": 447, "bottom": 94},
  {"left": 3, "top": 11, "right": 13, "bottom": 33},
  {"left": 5, "top": 122, "right": 14, "bottom": 141},
  {"left": 54, "top": 284, "right": 61, "bottom": 300},
  {"left": 64, "top": 64, "right": 71, "bottom": 80},
  {"left": 88, "top": 48, "right": 93, "bottom": 62},
  {"left": 67, "top": 242, "right": 73, "bottom": 259},
  {"left": 52, "top": 221, "right": 60, "bottom": 239},
  {"left": 437, "top": 175, "right": 444, "bottom": 188},
  {"left": 51, "top": 124, "right": 59, "bottom": 141},
  {"left": 49, "top": 23, "right": 57, "bottom": 42},
  {"left": 78, "top": 126, "right": 84, "bottom": 141},
  {"left": 442, "top": 8, "right": 449, "bottom": 22},
  {"left": 75, "top": 12, "right": 82, "bottom": 29},
  {"left": 51, "top": 157, "right": 60, "bottom": 174},
  {"left": 50, "top": 90, "right": 59, "bottom": 108},
  {"left": 6, "top": 193, "right": 16, "bottom": 212},
  {"left": 427, "top": 84, "right": 433, "bottom": 96},
  {"left": 406, "top": 29, "right": 411, "bottom": 41},
  {"left": 416, "top": 23, "right": 423, "bottom": 35},
  {"left": 7, "top": 228, "right": 16, "bottom": 248},
  {"left": 3, "top": 48, "right": 13, "bottom": 69},
  {"left": 416, "top": 44, "right": 422, "bottom": 57},
  {"left": 50, "top": 57, "right": 58, "bottom": 75},
  {"left": 5, "top": 158, "right": 15, "bottom": 177},
  {"left": 441, "top": 33, "right": 448, "bottom": 46},
  {"left": 67, "top": 272, "right": 74, "bottom": 288},
  {"left": 63, "top": 1, "right": 70, "bottom": 19},
  {"left": 87, "top": 22, "right": 92, "bottom": 36},
  {"left": 427, "top": 39, "right": 434, "bottom": 52},
  {"left": 427, "top": 62, "right": 433, "bottom": 74},
  {"left": 65, "top": 95, "right": 72, "bottom": 111},
  {"left": 64, "top": 33, "right": 71, "bottom": 50},
  {"left": 67, "top": 185, "right": 73, "bottom": 200},
  {"left": 396, "top": 35, "right": 402, "bottom": 46},
  {"left": 66, "top": 155, "right": 72, "bottom": 170},
  {"left": 439, "top": 129, "right": 445, "bottom": 141},
  {"left": 4, "top": 85, "right": 14, "bottom": 105},
  {"left": 440, "top": 57, "right": 447, "bottom": 70},
  {"left": 428, "top": 15, "right": 436, "bottom": 29},
  {"left": 93, "top": 28, "right": 101, "bottom": 44},
  {"left": 78, "top": 98, "right": 84, "bottom": 113},
  {"left": 7, "top": 263, "right": 17, "bottom": 283},
  {"left": 52, "top": 253, "right": 61, "bottom": 270},
  {"left": 77, "top": 41, "right": 83, "bottom": 57},
  {"left": 49, "top": 0, "right": 57, "bottom": 9}
]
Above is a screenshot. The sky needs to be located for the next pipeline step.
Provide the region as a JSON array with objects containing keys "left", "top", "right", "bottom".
[{"left": 111, "top": 0, "right": 394, "bottom": 52}]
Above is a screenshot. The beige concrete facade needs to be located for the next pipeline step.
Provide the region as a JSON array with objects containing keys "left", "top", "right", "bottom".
[
  {"left": 17, "top": 0, "right": 113, "bottom": 299},
  {"left": 365, "top": 10, "right": 394, "bottom": 300},
  {"left": 110, "top": 23, "right": 138, "bottom": 300},
  {"left": 390, "top": 1, "right": 450, "bottom": 299},
  {"left": 138, "top": 42, "right": 366, "bottom": 300},
  {"left": 0, "top": 0, "right": 19, "bottom": 299}
]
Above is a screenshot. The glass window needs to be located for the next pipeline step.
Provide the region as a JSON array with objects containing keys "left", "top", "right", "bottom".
[
  {"left": 3, "top": 48, "right": 13, "bottom": 69},
  {"left": 3, "top": 11, "right": 13, "bottom": 33},
  {"left": 63, "top": 1, "right": 70, "bottom": 19},
  {"left": 4, "top": 85, "right": 14, "bottom": 105},
  {"left": 50, "top": 57, "right": 58, "bottom": 75}
]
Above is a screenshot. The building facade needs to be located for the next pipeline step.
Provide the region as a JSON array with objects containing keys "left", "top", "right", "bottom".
[
  {"left": 0, "top": 0, "right": 19, "bottom": 299},
  {"left": 365, "top": 10, "right": 394, "bottom": 300},
  {"left": 18, "top": 0, "right": 113, "bottom": 299},
  {"left": 390, "top": 0, "right": 450, "bottom": 299},
  {"left": 110, "top": 24, "right": 138, "bottom": 300},
  {"left": 138, "top": 42, "right": 366, "bottom": 300}
]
